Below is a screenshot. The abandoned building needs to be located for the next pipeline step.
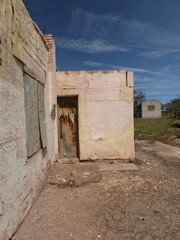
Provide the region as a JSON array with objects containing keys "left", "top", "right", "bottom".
[
  {"left": 56, "top": 70, "right": 134, "bottom": 160},
  {"left": 142, "top": 100, "right": 162, "bottom": 118},
  {"left": 0, "top": 0, "right": 134, "bottom": 239}
]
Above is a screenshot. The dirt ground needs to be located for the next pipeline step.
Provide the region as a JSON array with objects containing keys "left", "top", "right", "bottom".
[{"left": 15, "top": 141, "right": 180, "bottom": 240}]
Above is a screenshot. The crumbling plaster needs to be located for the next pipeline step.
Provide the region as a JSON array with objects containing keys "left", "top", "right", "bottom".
[
  {"left": 56, "top": 70, "right": 135, "bottom": 160},
  {"left": 0, "top": 1, "right": 56, "bottom": 239},
  {"left": 0, "top": 0, "right": 135, "bottom": 238}
]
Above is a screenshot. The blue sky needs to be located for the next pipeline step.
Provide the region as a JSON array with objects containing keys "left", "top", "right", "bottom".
[{"left": 28, "top": 0, "right": 180, "bottom": 103}]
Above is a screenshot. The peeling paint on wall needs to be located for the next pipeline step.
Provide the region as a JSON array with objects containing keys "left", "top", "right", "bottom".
[
  {"left": 58, "top": 107, "right": 76, "bottom": 125},
  {"left": 0, "top": 1, "right": 135, "bottom": 239},
  {"left": 56, "top": 70, "right": 135, "bottom": 161},
  {"left": 0, "top": 1, "right": 56, "bottom": 239}
]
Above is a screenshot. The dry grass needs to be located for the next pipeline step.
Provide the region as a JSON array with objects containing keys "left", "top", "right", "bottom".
[{"left": 134, "top": 118, "right": 180, "bottom": 141}]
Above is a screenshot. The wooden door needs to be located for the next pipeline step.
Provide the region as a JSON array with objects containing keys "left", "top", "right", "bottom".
[{"left": 58, "top": 97, "right": 79, "bottom": 159}]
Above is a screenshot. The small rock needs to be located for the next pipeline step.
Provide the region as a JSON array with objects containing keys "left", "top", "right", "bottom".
[
  {"left": 83, "top": 172, "right": 90, "bottom": 176},
  {"left": 154, "top": 210, "right": 159, "bottom": 214}
]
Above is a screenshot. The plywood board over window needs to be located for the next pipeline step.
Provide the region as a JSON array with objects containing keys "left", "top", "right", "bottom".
[
  {"left": 24, "top": 73, "right": 47, "bottom": 158},
  {"left": 148, "top": 105, "right": 155, "bottom": 111},
  {"left": 38, "top": 83, "right": 47, "bottom": 148}
]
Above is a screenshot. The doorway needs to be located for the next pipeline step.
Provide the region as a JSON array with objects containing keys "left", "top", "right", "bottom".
[{"left": 57, "top": 96, "right": 79, "bottom": 159}]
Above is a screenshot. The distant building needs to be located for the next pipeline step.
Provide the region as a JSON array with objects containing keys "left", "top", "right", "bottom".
[{"left": 142, "top": 100, "right": 161, "bottom": 118}]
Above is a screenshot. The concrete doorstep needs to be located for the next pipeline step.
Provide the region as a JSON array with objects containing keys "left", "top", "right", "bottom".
[
  {"left": 98, "top": 163, "right": 138, "bottom": 172},
  {"left": 47, "top": 161, "right": 138, "bottom": 188}
]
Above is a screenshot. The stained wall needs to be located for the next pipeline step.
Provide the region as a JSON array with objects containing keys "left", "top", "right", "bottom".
[
  {"left": 0, "top": 1, "right": 56, "bottom": 239},
  {"left": 56, "top": 70, "right": 135, "bottom": 160},
  {"left": 0, "top": 1, "right": 135, "bottom": 238}
]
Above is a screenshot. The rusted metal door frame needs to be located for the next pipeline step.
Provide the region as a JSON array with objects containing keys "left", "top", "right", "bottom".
[{"left": 57, "top": 95, "right": 79, "bottom": 159}]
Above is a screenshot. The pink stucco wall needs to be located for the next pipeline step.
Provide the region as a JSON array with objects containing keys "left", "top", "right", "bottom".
[{"left": 56, "top": 70, "right": 135, "bottom": 160}]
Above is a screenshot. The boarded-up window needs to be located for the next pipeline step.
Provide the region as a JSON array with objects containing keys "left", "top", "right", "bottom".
[
  {"left": 38, "top": 83, "right": 47, "bottom": 148},
  {"left": 148, "top": 105, "right": 155, "bottom": 111},
  {"left": 24, "top": 73, "right": 47, "bottom": 157}
]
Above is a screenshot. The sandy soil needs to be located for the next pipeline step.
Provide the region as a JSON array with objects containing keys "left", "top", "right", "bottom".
[{"left": 15, "top": 141, "right": 180, "bottom": 240}]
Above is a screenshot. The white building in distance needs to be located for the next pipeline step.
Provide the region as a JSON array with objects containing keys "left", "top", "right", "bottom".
[{"left": 142, "top": 100, "right": 162, "bottom": 118}]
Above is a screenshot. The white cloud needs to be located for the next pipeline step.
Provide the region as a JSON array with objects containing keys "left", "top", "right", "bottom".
[
  {"left": 84, "top": 61, "right": 104, "bottom": 67},
  {"left": 55, "top": 38, "right": 130, "bottom": 53},
  {"left": 139, "top": 48, "right": 180, "bottom": 59},
  {"left": 121, "top": 19, "right": 180, "bottom": 48},
  {"left": 67, "top": 8, "right": 180, "bottom": 58},
  {"left": 72, "top": 8, "right": 121, "bottom": 23},
  {"left": 120, "top": 19, "right": 180, "bottom": 58},
  {"left": 70, "top": 8, "right": 180, "bottom": 48},
  {"left": 83, "top": 61, "right": 164, "bottom": 75},
  {"left": 69, "top": 8, "right": 121, "bottom": 38}
]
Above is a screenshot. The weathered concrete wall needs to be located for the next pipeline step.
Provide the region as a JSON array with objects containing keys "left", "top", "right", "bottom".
[
  {"left": 44, "top": 35, "right": 58, "bottom": 162},
  {"left": 0, "top": 1, "right": 56, "bottom": 239},
  {"left": 142, "top": 100, "right": 161, "bottom": 118},
  {"left": 56, "top": 70, "right": 135, "bottom": 160}
]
